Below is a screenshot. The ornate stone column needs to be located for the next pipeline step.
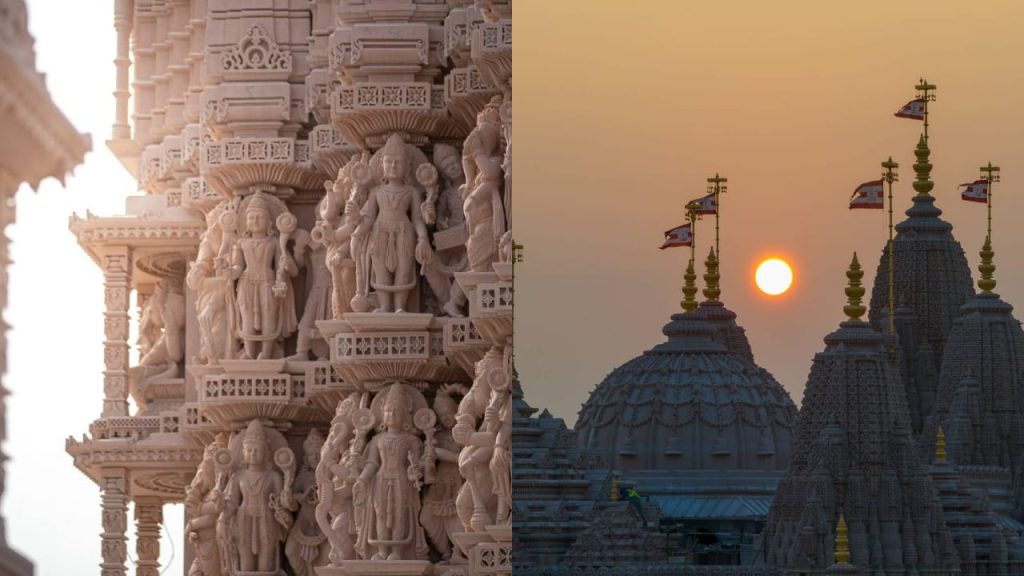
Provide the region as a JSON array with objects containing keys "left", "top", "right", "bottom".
[
  {"left": 100, "top": 473, "right": 129, "bottom": 576},
  {"left": 113, "top": 0, "right": 133, "bottom": 140},
  {"left": 102, "top": 248, "right": 132, "bottom": 418},
  {"left": 133, "top": 497, "right": 162, "bottom": 576}
]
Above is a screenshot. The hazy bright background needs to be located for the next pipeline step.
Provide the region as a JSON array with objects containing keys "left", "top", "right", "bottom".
[
  {"left": 8, "top": 1, "right": 184, "bottom": 574},
  {"left": 514, "top": 1, "right": 1024, "bottom": 425}
]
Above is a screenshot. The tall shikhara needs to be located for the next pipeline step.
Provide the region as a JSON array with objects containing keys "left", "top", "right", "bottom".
[
  {"left": 765, "top": 255, "right": 959, "bottom": 575},
  {"left": 64, "top": 2, "right": 513, "bottom": 576},
  {"left": 868, "top": 131, "right": 975, "bottom": 434}
]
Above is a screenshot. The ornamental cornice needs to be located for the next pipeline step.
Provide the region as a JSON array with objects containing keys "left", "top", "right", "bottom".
[{"left": 0, "top": 46, "right": 91, "bottom": 190}]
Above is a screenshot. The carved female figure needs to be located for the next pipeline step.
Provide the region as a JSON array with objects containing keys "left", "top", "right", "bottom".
[
  {"left": 353, "top": 384, "right": 428, "bottom": 560},
  {"left": 286, "top": 430, "right": 329, "bottom": 575},
  {"left": 230, "top": 192, "right": 298, "bottom": 359},
  {"left": 188, "top": 201, "right": 238, "bottom": 364},
  {"left": 420, "top": 385, "right": 468, "bottom": 562},
  {"left": 352, "top": 134, "right": 432, "bottom": 313},
  {"left": 454, "top": 350, "right": 502, "bottom": 531},
  {"left": 184, "top": 436, "right": 226, "bottom": 576},
  {"left": 292, "top": 213, "right": 331, "bottom": 359},
  {"left": 221, "top": 420, "right": 292, "bottom": 572},
  {"left": 463, "top": 152, "right": 506, "bottom": 273}
]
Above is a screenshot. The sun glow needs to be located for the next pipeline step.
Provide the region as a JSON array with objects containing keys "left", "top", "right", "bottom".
[{"left": 755, "top": 258, "right": 793, "bottom": 296}]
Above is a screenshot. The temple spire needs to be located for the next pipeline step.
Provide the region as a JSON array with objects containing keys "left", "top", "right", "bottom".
[
  {"left": 978, "top": 236, "right": 996, "bottom": 293},
  {"left": 702, "top": 247, "right": 720, "bottom": 302},
  {"left": 834, "top": 514, "right": 851, "bottom": 565},
  {"left": 844, "top": 253, "right": 866, "bottom": 322},
  {"left": 681, "top": 259, "right": 698, "bottom": 312},
  {"left": 912, "top": 135, "right": 934, "bottom": 197}
]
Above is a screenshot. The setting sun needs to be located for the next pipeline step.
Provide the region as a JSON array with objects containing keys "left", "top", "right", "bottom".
[{"left": 756, "top": 258, "right": 794, "bottom": 296}]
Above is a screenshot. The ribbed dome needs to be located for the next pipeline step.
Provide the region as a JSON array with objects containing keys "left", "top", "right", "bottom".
[{"left": 574, "top": 311, "right": 796, "bottom": 473}]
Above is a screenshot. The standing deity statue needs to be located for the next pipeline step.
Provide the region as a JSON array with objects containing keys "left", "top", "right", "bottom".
[
  {"left": 353, "top": 384, "right": 429, "bottom": 560},
  {"left": 462, "top": 103, "right": 507, "bottom": 273},
  {"left": 351, "top": 134, "right": 432, "bottom": 313},
  {"left": 219, "top": 420, "right": 295, "bottom": 573},
  {"left": 419, "top": 385, "right": 468, "bottom": 562},
  {"left": 229, "top": 192, "right": 298, "bottom": 359},
  {"left": 454, "top": 349, "right": 503, "bottom": 532},
  {"left": 420, "top": 145, "right": 470, "bottom": 317},
  {"left": 316, "top": 395, "right": 360, "bottom": 564},
  {"left": 285, "top": 430, "right": 330, "bottom": 575},
  {"left": 187, "top": 200, "right": 239, "bottom": 364},
  {"left": 185, "top": 434, "right": 227, "bottom": 576}
]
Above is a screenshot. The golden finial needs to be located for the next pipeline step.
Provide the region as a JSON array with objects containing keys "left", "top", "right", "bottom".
[
  {"left": 936, "top": 426, "right": 947, "bottom": 463},
  {"left": 610, "top": 476, "right": 620, "bottom": 502},
  {"left": 681, "top": 259, "right": 698, "bottom": 312},
  {"left": 844, "top": 253, "right": 866, "bottom": 322},
  {"left": 912, "top": 135, "right": 934, "bottom": 196},
  {"left": 702, "top": 247, "right": 720, "bottom": 302},
  {"left": 834, "top": 513, "right": 850, "bottom": 565},
  {"left": 978, "top": 236, "right": 996, "bottom": 293}
]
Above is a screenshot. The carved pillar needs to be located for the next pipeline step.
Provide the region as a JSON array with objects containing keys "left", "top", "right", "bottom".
[
  {"left": 134, "top": 497, "right": 162, "bottom": 576},
  {"left": 102, "top": 248, "right": 132, "bottom": 418},
  {"left": 113, "top": 0, "right": 133, "bottom": 139},
  {"left": 100, "top": 473, "right": 129, "bottom": 576}
]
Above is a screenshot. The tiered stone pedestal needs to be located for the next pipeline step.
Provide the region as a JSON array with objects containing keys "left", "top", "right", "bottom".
[{"left": 450, "top": 526, "right": 511, "bottom": 576}]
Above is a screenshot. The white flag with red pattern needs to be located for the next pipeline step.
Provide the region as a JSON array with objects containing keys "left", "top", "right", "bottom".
[
  {"left": 895, "top": 98, "right": 926, "bottom": 120},
  {"left": 849, "top": 180, "right": 884, "bottom": 209},
  {"left": 660, "top": 223, "right": 693, "bottom": 249},
  {"left": 689, "top": 193, "right": 718, "bottom": 215},
  {"left": 960, "top": 179, "right": 989, "bottom": 203}
]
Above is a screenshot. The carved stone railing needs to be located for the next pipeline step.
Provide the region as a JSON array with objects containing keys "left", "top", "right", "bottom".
[
  {"left": 445, "top": 65, "right": 498, "bottom": 128},
  {"left": 322, "top": 316, "right": 468, "bottom": 386},
  {"left": 203, "top": 137, "right": 299, "bottom": 168},
  {"left": 476, "top": 281, "right": 513, "bottom": 313},
  {"left": 472, "top": 20, "right": 512, "bottom": 92},
  {"left": 333, "top": 332, "right": 432, "bottom": 361},
  {"left": 200, "top": 136, "right": 320, "bottom": 195},
  {"left": 477, "top": 21, "right": 512, "bottom": 53},
  {"left": 333, "top": 82, "right": 444, "bottom": 113},
  {"left": 201, "top": 373, "right": 294, "bottom": 401},
  {"left": 198, "top": 371, "right": 326, "bottom": 426}
]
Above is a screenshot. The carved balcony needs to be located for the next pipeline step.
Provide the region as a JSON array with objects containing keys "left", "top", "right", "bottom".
[
  {"left": 197, "top": 360, "right": 327, "bottom": 426},
  {"left": 200, "top": 136, "right": 321, "bottom": 197},
  {"left": 299, "top": 360, "right": 355, "bottom": 415},
  {"left": 178, "top": 402, "right": 221, "bottom": 446},
  {"left": 456, "top": 265, "right": 513, "bottom": 346},
  {"left": 445, "top": 64, "right": 498, "bottom": 131},
  {"left": 471, "top": 19, "right": 511, "bottom": 93},
  {"left": 443, "top": 317, "right": 489, "bottom": 376},
  {"left": 330, "top": 81, "right": 464, "bottom": 147},
  {"left": 319, "top": 314, "right": 468, "bottom": 387},
  {"left": 308, "top": 124, "right": 360, "bottom": 179}
]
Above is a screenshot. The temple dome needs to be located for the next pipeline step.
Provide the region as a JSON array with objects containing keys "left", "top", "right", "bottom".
[{"left": 574, "top": 310, "right": 797, "bottom": 473}]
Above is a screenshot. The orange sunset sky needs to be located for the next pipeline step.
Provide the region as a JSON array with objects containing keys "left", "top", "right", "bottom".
[{"left": 514, "top": 1, "right": 1024, "bottom": 424}]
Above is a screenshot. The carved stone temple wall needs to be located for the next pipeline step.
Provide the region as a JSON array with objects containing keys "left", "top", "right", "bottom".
[
  {"left": 0, "top": 1, "right": 91, "bottom": 575},
  {"left": 64, "top": 2, "right": 513, "bottom": 575}
]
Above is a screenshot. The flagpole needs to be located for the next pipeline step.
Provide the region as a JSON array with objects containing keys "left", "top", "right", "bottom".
[
  {"left": 916, "top": 78, "right": 936, "bottom": 142},
  {"left": 707, "top": 174, "right": 727, "bottom": 259},
  {"left": 980, "top": 162, "right": 1000, "bottom": 241},
  {"left": 882, "top": 157, "right": 899, "bottom": 336},
  {"left": 680, "top": 200, "right": 702, "bottom": 312}
]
